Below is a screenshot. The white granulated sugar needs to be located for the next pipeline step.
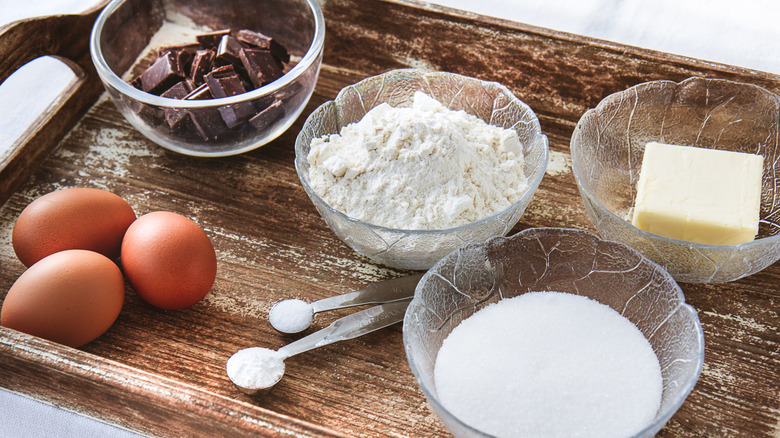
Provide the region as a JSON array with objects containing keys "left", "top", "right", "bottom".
[
  {"left": 434, "top": 291, "right": 663, "bottom": 438},
  {"left": 269, "top": 299, "right": 314, "bottom": 333},
  {"left": 307, "top": 91, "right": 528, "bottom": 230},
  {"left": 226, "top": 347, "right": 285, "bottom": 389}
]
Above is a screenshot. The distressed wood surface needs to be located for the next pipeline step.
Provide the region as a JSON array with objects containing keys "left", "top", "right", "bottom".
[{"left": 0, "top": 0, "right": 778, "bottom": 437}]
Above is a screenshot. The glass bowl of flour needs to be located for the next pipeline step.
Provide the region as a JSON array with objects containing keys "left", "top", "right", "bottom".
[
  {"left": 403, "top": 227, "right": 704, "bottom": 437},
  {"left": 294, "top": 69, "right": 548, "bottom": 270}
]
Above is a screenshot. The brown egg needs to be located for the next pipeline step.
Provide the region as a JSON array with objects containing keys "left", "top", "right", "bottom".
[
  {"left": 0, "top": 250, "right": 125, "bottom": 348},
  {"left": 121, "top": 211, "right": 217, "bottom": 310},
  {"left": 12, "top": 187, "right": 137, "bottom": 267}
]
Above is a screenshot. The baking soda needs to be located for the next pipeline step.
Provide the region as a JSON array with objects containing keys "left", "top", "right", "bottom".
[
  {"left": 226, "top": 347, "right": 285, "bottom": 389},
  {"left": 434, "top": 291, "right": 663, "bottom": 437},
  {"left": 307, "top": 91, "right": 528, "bottom": 230}
]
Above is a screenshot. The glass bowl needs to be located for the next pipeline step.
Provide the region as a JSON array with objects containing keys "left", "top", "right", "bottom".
[
  {"left": 571, "top": 77, "right": 780, "bottom": 283},
  {"left": 90, "top": 0, "right": 324, "bottom": 157},
  {"left": 294, "top": 68, "right": 549, "bottom": 270},
  {"left": 403, "top": 227, "right": 704, "bottom": 437}
]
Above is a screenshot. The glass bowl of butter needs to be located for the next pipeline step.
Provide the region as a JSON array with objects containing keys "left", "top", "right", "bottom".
[
  {"left": 295, "top": 68, "right": 549, "bottom": 270},
  {"left": 570, "top": 77, "right": 780, "bottom": 283}
]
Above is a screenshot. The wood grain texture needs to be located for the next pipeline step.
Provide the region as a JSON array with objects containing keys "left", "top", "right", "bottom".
[{"left": 0, "top": 0, "right": 778, "bottom": 437}]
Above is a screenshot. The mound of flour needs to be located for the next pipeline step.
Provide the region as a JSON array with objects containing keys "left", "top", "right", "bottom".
[{"left": 307, "top": 91, "right": 528, "bottom": 230}]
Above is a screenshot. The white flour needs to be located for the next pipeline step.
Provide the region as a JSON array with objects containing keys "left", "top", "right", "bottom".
[{"left": 307, "top": 92, "right": 528, "bottom": 230}]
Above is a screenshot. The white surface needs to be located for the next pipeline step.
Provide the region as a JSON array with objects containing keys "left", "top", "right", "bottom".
[
  {"left": 0, "top": 390, "right": 139, "bottom": 437},
  {"left": 1, "top": 0, "right": 778, "bottom": 436}
]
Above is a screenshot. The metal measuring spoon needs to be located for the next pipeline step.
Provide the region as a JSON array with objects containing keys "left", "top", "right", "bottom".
[
  {"left": 227, "top": 299, "right": 411, "bottom": 395},
  {"left": 268, "top": 273, "right": 423, "bottom": 334}
]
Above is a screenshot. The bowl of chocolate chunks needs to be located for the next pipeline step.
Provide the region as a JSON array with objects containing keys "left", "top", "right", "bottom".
[
  {"left": 570, "top": 77, "right": 780, "bottom": 283},
  {"left": 90, "top": 0, "right": 324, "bottom": 156}
]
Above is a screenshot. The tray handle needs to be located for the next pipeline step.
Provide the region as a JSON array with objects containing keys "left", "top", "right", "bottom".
[{"left": 0, "top": 2, "right": 109, "bottom": 205}]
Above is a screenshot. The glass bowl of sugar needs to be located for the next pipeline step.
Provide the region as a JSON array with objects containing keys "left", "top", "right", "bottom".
[
  {"left": 294, "top": 68, "right": 549, "bottom": 270},
  {"left": 403, "top": 227, "right": 704, "bottom": 438},
  {"left": 570, "top": 77, "right": 780, "bottom": 283}
]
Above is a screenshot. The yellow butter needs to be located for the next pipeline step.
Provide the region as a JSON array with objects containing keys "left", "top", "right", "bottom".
[{"left": 631, "top": 142, "right": 763, "bottom": 246}]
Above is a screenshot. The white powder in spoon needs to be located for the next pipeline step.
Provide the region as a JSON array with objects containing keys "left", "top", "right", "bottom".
[
  {"left": 226, "top": 347, "right": 285, "bottom": 390},
  {"left": 307, "top": 91, "right": 528, "bottom": 230},
  {"left": 434, "top": 291, "right": 663, "bottom": 437},
  {"left": 269, "top": 299, "right": 314, "bottom": 333}
]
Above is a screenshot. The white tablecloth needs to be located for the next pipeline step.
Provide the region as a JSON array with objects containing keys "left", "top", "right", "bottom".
[{"left": 1, "top": 1, "right": 778, "bottom": 436}]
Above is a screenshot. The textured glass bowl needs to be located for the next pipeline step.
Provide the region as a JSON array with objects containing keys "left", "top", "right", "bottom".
[
  {"left": 403, "top": 227, "right": 704, "bottom": 438},
  {"left": 571, "top": 77, "right": 780, "bottom": 283},
  {"left": 294, "top": 69, "right": 549, "bottom": 270},
  {"left": 90, "top": 0, "right": 324, "bottom": 157}
]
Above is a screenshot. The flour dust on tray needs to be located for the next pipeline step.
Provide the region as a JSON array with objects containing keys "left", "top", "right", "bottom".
[
  {"left": 434, "top": 291, "right": 663, "bottom": 438},
  {"left": 306, "top": 91, "right": 528, "bottom": 230}
]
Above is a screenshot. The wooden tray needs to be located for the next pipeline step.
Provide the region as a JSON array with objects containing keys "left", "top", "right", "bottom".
[{"left": 1, "top": 1, "right": 778, "bottom": 436}]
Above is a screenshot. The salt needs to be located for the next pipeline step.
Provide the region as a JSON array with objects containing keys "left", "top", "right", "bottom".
[
  {"left": 226, "top": 347, "right": 285, "bottom": 390},
  {"left": 434, "top": 291, "right": 663, "bottom": 438},
  {"left": 269, "top": 299, "right": 314, "bottom": 333}
]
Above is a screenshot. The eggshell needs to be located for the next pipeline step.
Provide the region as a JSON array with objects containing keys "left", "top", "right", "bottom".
[
  {"left": 0, "top": 250, "right": 126, "bottom": 348},
  {"left": 121, "top": 211, "right": 217, "bottom": 310},
  {"left": 12, "top": 188, "right": 137, "bottom": 267}
]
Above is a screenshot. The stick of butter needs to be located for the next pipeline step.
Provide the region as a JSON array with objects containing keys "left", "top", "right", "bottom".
[{"left": 631, "top": 141, "right": 763, "bottom": 245}]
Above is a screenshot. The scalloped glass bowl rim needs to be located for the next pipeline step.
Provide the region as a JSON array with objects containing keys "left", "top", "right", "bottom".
[
  {"left": 403, "top": 227, "right": 705, "bottom": 438},
  {"left": 294, "top": 69, "right": 550, "bottom": 236},
  {"left": 570, "top": 77, "right": 780, "bottom": 252}
]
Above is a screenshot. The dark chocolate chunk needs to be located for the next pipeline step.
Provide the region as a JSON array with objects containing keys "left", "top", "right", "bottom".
[
  {"left": 249, "top": 99, "right": 285, "bottom": 131},
  {"left": 219, "top": 102, "right": 258, "bottom": 128},
  {"left": 161, "top": 81, "right": 193, "bottom": 129},
  {"left": 160, "top": 80, "right": 192, "bottom": 99},
  {"left": 189, "top": 107, "right": 229, "bottom": 141},
  {"left": 130, "top": 75, "right": 143, "bottom": 90},
  {"left": 189, "top": 49, "right": 215, "bottom": 86},
  {"left": 196, "top": 29, "right": 231, "bottom": 49},
  {"left": 174, "top": 49, "right": 195, "bottom": 75},
  {"left": 156, "top": 43, "right": 201, "bottom": 59},
  {"left": 236, "top": 29, "right": 290, "bottom": 64},
  {"left": 215, "top": 35, "right": 246, "bottom": 67},
  {"left": 184, "top": 83, "right": 213, "bottom": 100},
  {"left": 239, "top": 48, "right": 283, "bottom": 88},
  {"left": 139, "top": 51, "right": 186, "bottom": 95},
  {"left": 278, "top": 80, "right": 303, "bottom": 100},
  {"left": 204, "top": 65, "right": 256, "bottom": 128},
  {"left": 205, "top": 65, "right": 247, "bottom": 98},
  {"left": 182, "top": 85, "right": 229, "bottom": 140}
]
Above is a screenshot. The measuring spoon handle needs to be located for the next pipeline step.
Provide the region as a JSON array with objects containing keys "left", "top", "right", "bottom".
[
  {"left": 278, "top": 299, "right": 411, "bottom": 358},
  {"left": 310, "top": 273, "right": 423, "bottom": 313}
]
